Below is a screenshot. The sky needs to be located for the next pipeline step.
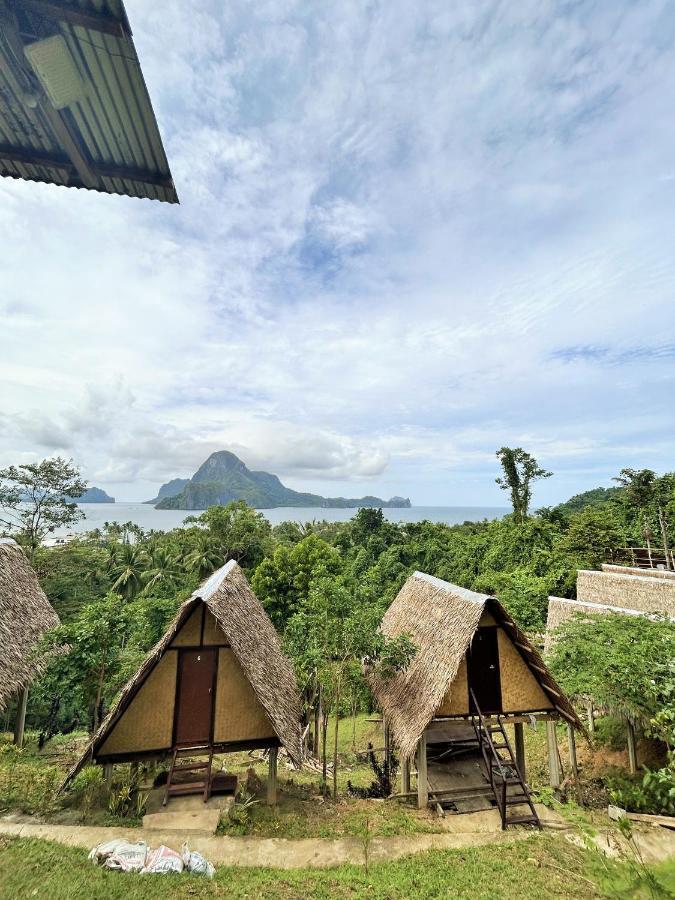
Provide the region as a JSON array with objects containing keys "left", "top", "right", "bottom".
[{"left": 2, "top": 0, "right": 675, "bottom": 506}]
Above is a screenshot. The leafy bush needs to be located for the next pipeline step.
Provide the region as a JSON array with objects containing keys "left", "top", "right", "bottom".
[
  {"left": 69, "top": 765, "right": 104, "bottom": 820},
  {"left": 609, "top": 754, "right": 675, "bottom": 816},
  {"left": 0, "top": 744, "right": 61, "bottom": 815}
]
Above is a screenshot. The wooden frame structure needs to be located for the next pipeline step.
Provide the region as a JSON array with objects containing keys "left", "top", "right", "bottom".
[
  {"left": 370, "top": 572, "right": 583, "bottom": 815},
  {"left": 65, "top": 561, "right": 303, "bottom": 804}
]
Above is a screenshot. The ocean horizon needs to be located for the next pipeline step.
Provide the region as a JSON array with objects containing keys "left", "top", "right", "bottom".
[{"left": 56, "top": 502, "right": 510, "bottom": 535}]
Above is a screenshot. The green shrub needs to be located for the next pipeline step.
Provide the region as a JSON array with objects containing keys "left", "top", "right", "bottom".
[
  {"left": 0, "top": 745, "right": 61, "bottom": 815},
  {"left": 69, "top": 766, "right": 104, "bottom": 821}
]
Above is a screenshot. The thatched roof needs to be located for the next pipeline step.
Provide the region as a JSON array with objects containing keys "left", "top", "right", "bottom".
[
  {"left": 369, "top": 572, "right": 581, "bottom": 759},
  {"left": 0, "top": 538, "right": 60, "bottom": 711},
  {"left": 66, "top": 561, "right": 302, "bottom": 784}
]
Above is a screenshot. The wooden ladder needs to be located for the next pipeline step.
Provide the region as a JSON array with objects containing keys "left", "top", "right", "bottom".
[
  {"left": 470, "top": 689, "right": 541, "bottom": 830},
  {"left": 163, "top": 744, "right": 214, "bottom": 806}
]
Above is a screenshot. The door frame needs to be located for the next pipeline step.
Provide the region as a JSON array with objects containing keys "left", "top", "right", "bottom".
[
  {"left": 172, "top": 647, "right": 219, "bottom": 747},
  {"left": 467, "top": 625, "right": 503, "bottom": 715}
]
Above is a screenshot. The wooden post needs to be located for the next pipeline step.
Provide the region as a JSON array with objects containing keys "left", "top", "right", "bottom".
[
  {"left": 546, "top": 721, "right": 562, "bottom": 789},
  {"left": 585, "top": 700, "right": 595, "bottom": 737},
  {"left": 13, "top": 687, "right": 29, "bottom": 747},
  {"left": 400, "top": 756, "right": 411, "bottom": 794},
  {"left": 267, "top": 746, "right": 278, "bottom": 805},
  {"left": 514, "top": 722, "right": 526, "bottom": 781},
  {"left": 567, "top": 723, "right": 582, "bottom": 802},
  {"left": 416, "top": 732, "right": 428, "bottom": 810},
  {"left": 104, "top": 763, "right": 113, "bottom": 788},
  {"left": 626, "top": 720, "right": 637, "bottom": 775}
]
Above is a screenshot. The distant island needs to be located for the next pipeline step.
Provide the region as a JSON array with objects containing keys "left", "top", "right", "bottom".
[
  {"left": 149, "top": 451, "right": 411, "bottom": 510},
  {"left": 77, "top": 487, "right": 115, "bottom": 503}
]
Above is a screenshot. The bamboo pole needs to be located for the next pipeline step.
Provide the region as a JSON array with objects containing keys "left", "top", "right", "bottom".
[
  {"left": 546, "top": 721, "right": 562, "bottom": 789},
  {"left": 267, "top": 747, "right": 278, "bottom": 805},
  {"left": 626, "top": 720, "right": 637, "bottom": 775},
  {"left": 400, "top": 757, "right": 411, "bottom": 794},
  {"left": 513, "top": 722, "right": 526, "bottom": 781},
  {"left": 567, "top": 724, "right": 582, "bottom": 802},
  {"left": 417, "top": 733, "right": 428, "bottom": 810}
]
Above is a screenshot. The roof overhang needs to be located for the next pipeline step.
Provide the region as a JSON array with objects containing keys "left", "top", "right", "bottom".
[{"left": 0, "top": 0, "right": 177, "bottom": 201}]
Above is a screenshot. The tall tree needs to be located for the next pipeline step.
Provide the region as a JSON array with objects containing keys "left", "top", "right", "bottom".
[
  {"left": 0, "top": 457, "right": 87, "bottom": 558},
  {"left": 495, "top": 447, "right": 552, "bottom": 524},
  {"left": 614, "top": 468, "right": 673, "bottom": 569}
]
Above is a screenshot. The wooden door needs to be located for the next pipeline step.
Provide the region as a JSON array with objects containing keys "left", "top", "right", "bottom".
[
  {"left": 467, "top": 627, "right": 502, "bottom": 715},
  {"left": 174, "top": 649, "right": 217, "bottom": 745}
]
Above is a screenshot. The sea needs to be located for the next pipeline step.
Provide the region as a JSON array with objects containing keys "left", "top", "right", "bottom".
[{"left": 57, "top": 502, "right": 509, "bottom": 536}]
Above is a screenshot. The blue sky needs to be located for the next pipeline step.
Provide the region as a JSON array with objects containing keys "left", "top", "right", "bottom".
[{"left": 2, "top": 0, "right": 675, "bottom": 505}]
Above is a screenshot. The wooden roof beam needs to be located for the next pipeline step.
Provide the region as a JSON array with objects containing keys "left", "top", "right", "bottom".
[{"left": 12, "top": 0, "right": 130, "bottom": 38}]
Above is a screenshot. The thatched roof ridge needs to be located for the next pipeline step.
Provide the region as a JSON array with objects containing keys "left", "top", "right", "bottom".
[
  {"left": 370, "top": 571, "right": 581, "bottom": 759},
  {"left": 0, "top": 539, "right": 60, "bottom": 711},
  {"left": 65, "top": 561, "right": 302, "bottom": 785}
]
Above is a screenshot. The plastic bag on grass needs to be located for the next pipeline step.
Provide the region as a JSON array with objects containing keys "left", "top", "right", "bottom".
[
  {"left": 141, "top": 844, "right": 184, "bottom": 875},
  {"left": 88, "top": 839, "right": 148, "bottom": 872},
  {"left": 181, "top": 842, "right": 215, "bottom": 878}
]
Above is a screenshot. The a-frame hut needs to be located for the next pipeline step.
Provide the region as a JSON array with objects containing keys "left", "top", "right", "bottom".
[
  {"left": 0, "top": 538, "right": 60, "bottom": 745},
  {"left": 369, "top": 572, "right": 582, "bottom": 826},
  {"left": 66, "top": 560, "right": 302, "bottom": 803}
]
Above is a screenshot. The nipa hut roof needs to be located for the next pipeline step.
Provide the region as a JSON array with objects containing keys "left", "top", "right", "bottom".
[
  {"left": 66, "top": 560, "right": 302, "bottom": 784},
  {"left": 369, "top": 572, "right": 582, "bottom": 760},
  {"left": 0, "top": 538, "right": 60, "bottom": 711}
]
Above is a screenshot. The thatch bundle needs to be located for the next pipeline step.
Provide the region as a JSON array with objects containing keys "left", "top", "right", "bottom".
[
  {"left": 0, "top": 538, "right": 60, "bottom": 711},
  {"left": 66, "top": 560, "right": 302, "bottom": 784},
  {"left": 370, "top": 572, "right": 581, "bottom": 760}
]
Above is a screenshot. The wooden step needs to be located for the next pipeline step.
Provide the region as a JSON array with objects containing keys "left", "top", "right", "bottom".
[
  {"left": 167, "top": 781, "right": 208, "bottom": 796},
  {"left": 505, "top": 815, "right": 539, "bottom": 826},
  {"left": 172, "top": 762, "right": 209, "bottom": 772}
]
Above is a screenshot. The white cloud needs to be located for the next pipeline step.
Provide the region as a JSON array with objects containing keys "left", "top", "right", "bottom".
[{"left": 1, "top": 1, "right": 674, "bottom": 504}]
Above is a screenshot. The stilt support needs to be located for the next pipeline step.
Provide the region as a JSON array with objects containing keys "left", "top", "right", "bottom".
[
  {"left": 400, "top": 757, "right": 411, "bottom": 794},
  {"left": 267, "top": 746, "right": 278, "bottom": 805},
  {"left": 546, "top": 720, "right": 562, "bottom": 789},
  {"left": 416, "top": 732, "right": 428, "bottom": 810},
  {"left": 626, "top": 720, "right": 637, "bottom": 775},
  {"left": 13, "top": 687, "right": 28, "bottom": 747},
  {"left": 514, "top": 722, "right": 526, "bottom": 781},
  {"left": 104, "top": 763, "right": 113, "bottom": 788},
  {"left": 585, "top": 700, "right": 595, "bottom": 737}
]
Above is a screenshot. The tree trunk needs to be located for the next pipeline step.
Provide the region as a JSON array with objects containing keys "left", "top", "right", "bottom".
[
  {"left": 93, "top": 664, "right": 106, "bottom": 733},
  {"left": 321, "top": 709, "right": 328, "bottom": 797},
  {"left": 644, "top": 516, "right": 654, "bottom": 568},
  {"left": 333, "top": 672, "right": 342, "bottom": 801},
  {"left": 658, "top": 505, "right": 672, "bottom": 570}
]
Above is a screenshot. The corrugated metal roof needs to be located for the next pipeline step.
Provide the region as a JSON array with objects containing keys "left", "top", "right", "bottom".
[{"left": 0, "top": 0, "right": 178, "bottom": 202}]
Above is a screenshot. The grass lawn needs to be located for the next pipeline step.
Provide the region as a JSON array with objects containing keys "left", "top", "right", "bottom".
[
  {"left": 0, "top": 714, "right": 662, "bottom": 839},
  {"left": 2, "top": 832, "right": 672, "bottom": 899}
]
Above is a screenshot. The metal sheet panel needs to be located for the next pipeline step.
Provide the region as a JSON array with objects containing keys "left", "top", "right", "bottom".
[{"left": 0, "top": 0, "right": 177, "bottom": 202}]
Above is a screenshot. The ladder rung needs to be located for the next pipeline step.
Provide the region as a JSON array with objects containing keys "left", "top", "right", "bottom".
[
  {"left": 168, "top": 781, "right": 207, "bottom": 795},
  {"left": 173, "top": 762, "right": 209, "bottom": 772}
]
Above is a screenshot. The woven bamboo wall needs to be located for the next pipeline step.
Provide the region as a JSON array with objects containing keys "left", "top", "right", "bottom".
[
  {"left": 213, "top": 648, "right": 276, "bottom": 743},
  {"left": 498, "top": 629, "right": 552, "bottom": 711},
  {"left": 99, "top": 652, "right": 177, "bottom": 755},
  {"left": 170, "top": 605, "right": 202, "bottom": 646},
  {"left": 435, "top": 627, "right": 553, "bottom": 717},
  {"left": 203, "top": 608, "right": 226, "bottom": 645},
  {"left": 577, "top": 570, "right": 675, "bottom": 615}
]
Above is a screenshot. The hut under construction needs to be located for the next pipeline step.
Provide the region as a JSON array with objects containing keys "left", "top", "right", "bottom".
[
  {"left": 547, "top": 563, "right": 675, "bottom": 774},
  {"left": 0, "top": 538, "right": 60, "bottom": 745},
  {"left": 370, "top": 572, "right": 582, "bottom": 828},
  {"left": 66, "top": 560, "right": 302, "bottom": 804}
]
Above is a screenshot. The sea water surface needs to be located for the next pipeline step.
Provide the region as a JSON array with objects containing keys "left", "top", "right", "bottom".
[{"left": 59, "top": 502, "right": 509, "bottom": 534}]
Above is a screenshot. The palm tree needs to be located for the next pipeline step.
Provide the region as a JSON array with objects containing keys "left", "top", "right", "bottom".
[
  {"left": 143, "top": 546, "right": 182, "bottom": 592},
  {"left": 109, "top": 543, "right": 146, "bottom": 601},
  {"left": 185, "top": 536, "right": 223, "bottom": 579}
]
